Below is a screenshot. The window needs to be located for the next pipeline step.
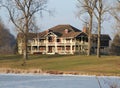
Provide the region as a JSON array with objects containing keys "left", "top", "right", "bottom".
[
  {"left": 86, "top": 37, "right": 88, "bottom": 42},
  {"left": 48, "top": 36, "right": 52, "bottom": 42},
  {"left": 57, "top": 39, "right": 60, "bottom": 42},
  {"left": 66, "top": 46, "right": 70, "bottom": 50},
  {"left": 76, "top": 46, "right": 78, "bottom": 50}
]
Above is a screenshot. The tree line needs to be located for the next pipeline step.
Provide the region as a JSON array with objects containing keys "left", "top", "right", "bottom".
[{"left": 0, "top": 19, "right": 16, "bottom": 54}]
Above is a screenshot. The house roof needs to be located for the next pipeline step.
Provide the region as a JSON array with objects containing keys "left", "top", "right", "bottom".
[
  {"left": 48, "top": 24, "right": 81, "bottom": 33},
  {"left": 38, "top": 31, "right": 47, "bottom": 38},
  {"left": 92, "top": 34, "right": 111, "bottom": 41},
  {"left": 38, "top": 24, "right": 82, "bottom": 38},
  {"left": 62, "top": 32, "right": 81, "bottom": 37},
  {"left": 17, "top": 25, "right": 111, "bottom": 41}
]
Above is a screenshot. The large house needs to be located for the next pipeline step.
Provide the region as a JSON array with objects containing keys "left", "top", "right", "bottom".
[{"left": 17, "top": 24, "right": 111, "bottom": 55}]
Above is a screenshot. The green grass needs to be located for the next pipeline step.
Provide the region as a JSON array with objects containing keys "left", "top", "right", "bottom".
[{"left": 0, "top": 54, "right": 120, "bottom": 75}]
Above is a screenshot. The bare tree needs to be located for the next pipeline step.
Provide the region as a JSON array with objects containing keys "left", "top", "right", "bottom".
[
  {"left": 76, "top": 0, "right": 97, "bottom": 56},
  {"left": 94, "top": 0, "right": 111, "bottom": 58},
  {"left": 115, "top": 6, "right": 120, "bottom": 23},
  {"left": 110, "top": 1, "right": 120, "bottom": 55},
  {"left": 110, "top": 0, "right": 120, "bottom": 33},
  {"left": 1, "top": 0, "right": 49, "bottom": 65}
]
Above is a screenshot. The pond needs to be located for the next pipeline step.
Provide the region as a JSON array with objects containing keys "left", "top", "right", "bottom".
[{"left": 0, "top": 74, "right": 120, "bottom": 88}]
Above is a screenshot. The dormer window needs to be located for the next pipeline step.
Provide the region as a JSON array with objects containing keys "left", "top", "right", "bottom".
[
  {"left": 57, "top": 39, "right": 60, "bottom": 42},
  {"left": 48, "top": 36, "right": 52, "bottom": 42}
]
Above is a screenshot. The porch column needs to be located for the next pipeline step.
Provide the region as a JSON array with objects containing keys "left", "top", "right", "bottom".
[
  {"left": 55, "top": 37, "right": 57, "bottom": 53},
  {"left": 70, "top": 45, "right": 72, "bottom": 54},
  {"left": 74, "top": 39, "right": 76, "bottom": 53},
  {"left": 31, "top": 44, "right": 33, "bottom": 54},
  {"left": 46, "top": 37, "right": 48, "bottom": 54},
  {"left": 79, "top": 42, "right": 81, "bottom": 54},
  {"left": 70, "top": 39, "right": 72, "bottom": 54},
  {"left": 64, "top": 39, "right": 66, "bottom": 54},
  {"left": 37, "top": 38, "right": 39, "bottom": 52}
]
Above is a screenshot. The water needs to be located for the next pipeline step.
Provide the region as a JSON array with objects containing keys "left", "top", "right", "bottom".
[{"left": 0, "top": 74, "right": 120, "bottom": 88}]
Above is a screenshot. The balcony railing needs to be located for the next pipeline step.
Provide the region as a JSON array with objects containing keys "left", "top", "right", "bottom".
[
  {"left": 31, "top": 42, "right": 46, "bottom": 46},
  {"left": 76, "top": 41, "right": 88, "bottom": 45},
  {"left": 30, "top": 41, "right": 76, "bottom": 46},
  {"left": 47, "top": 42, "right": 55, "bottom": 46}
]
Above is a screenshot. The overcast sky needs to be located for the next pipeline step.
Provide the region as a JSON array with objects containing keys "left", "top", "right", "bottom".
[{"left": 0, "top": 0, "right": 116, "bottom": 38}]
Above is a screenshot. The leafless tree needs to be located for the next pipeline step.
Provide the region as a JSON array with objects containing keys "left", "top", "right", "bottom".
[
  {"left": 1, "top": 0, "right": 49, "bottom": 65},
  {"left": 110, "top": 0, "right": 120, "bottom": 34},
  {"left": 94, "top": 0, "right": 111, "bottom": 58},
  {"left": 110, "top": 1, "right": 120, "bottom": 56},
  {"left": 76, "top": 0, "right": 97, "bottom": 56}
]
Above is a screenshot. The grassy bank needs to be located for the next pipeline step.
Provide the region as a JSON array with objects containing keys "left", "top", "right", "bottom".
[{"left": 0, "top": 54, "right": 120, "bottom": 76}]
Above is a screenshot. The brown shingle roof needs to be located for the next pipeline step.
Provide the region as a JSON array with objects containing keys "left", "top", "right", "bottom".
[
  {"left": 48, "top": 24, "right": 81, "bottom": 33},
  {"left": 62, "top": 32, "right": 81, "bottom": 37},
  {"left": 38, "top": 24, "right": 82, "bottom": 38},
  {"left": 38, "top": 31, "right": 47, "bottom": 38},
  {"left": 17, "top": 25, "right": 111, "bottom": 40}
]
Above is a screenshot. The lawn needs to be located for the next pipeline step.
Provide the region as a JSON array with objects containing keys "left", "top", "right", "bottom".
[{"left": 0, "top": 54, "right": 120, "bottom": 75}]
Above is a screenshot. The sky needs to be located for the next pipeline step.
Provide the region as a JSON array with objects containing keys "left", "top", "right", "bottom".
[
  {"left": 39, "top": 0, "right": 82, "bottom": 31},
  {"left": 0, "top": 0, "right": 116, "bottom": 38}
]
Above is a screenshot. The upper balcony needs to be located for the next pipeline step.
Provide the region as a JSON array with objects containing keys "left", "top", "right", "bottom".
[
  {"left": 76, "top": 41, "right": 88, "bottom": 45},
  {"left": 30, "top": 38, "right": 77, "bottom": 46},
  {"left": 31, "top": 42, "right": 46, "bottom": 46}
]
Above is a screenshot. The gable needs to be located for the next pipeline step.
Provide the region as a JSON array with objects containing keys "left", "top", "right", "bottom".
[
  {"left": 47, "top": 25, "right": 81, "bottom": 34},
  {"left": 75, "top": 32, "right": 88, "bottom": 42},
  {"left": 76, "top": 32, "right": 88, "bottom": 38},
  {"left": 45, "top": 32, "right": 57, "bottom": 37},
  {"left": 92, "top": 34, "right": 111, "bottom": 41}
]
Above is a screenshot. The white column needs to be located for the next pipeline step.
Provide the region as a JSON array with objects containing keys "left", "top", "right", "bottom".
[
  {"left": 37, "top": 38, "right": 39, "bottom": 52},
  {"left": 79, "top": 42, "right": 81, "bottom": 54},
  {"left": 30, "top": 40, "right": 33, "bottom": 54},
  {"left": 64, "top": 39, "right": 66, "bottom": 54},
  {"left": 46, "top": 37, "right": 48, "bottom": 54},
  {"left": 70, "top": 39, "right": 72, "bottom": 54},
  {"left": 74, "top": 39, "right": 76, "bottom": 52},
  {"left": 70, "top": 45, "right": 72, "bottom": 54},
  {"left": 55, "top": 36, "right": 57, "bottom": 53},
  {"left": 31, "top": 45, "right": 33, "bottom": 54}
]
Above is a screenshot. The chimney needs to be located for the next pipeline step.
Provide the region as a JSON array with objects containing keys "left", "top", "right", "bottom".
[
  {"left": 45, "top": 30, "right": 48, "bottom": 34},
  {"left": 82, "top": 26, "right": 89, "bottom": 34},
  {"left": 65, "top": 29, "right": 68, "bottom": 34}
]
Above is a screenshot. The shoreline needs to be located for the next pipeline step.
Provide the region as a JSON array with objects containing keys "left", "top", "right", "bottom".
[{"left": 0, "top": 68, "right": 120, "bottom": 77}]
